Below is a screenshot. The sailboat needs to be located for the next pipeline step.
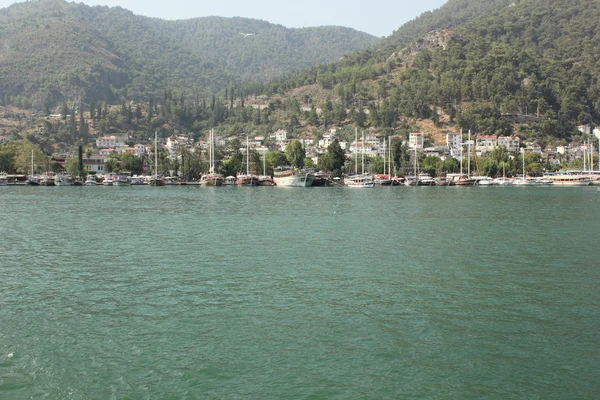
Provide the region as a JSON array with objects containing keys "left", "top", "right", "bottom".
[
  {"left": 149, "top": 130, "right": 165, "bottom": 186},
  {"left": 27, "top": 149, "right": 40, "bottom": 185},
  {"left": 257, "top": 150, "right": 275, "bottom": 186},
  {"left": 200, "top": 128, "right": 224, "bottom": 186},
  {"left": 235, "top": 135, "right": 259, "bottom": 186},
  {"left": 346, "top": 130, "right": 374, "bottom": 188},
  {"left": 512, "top": 148, "right": 537, "bottom": 186}
]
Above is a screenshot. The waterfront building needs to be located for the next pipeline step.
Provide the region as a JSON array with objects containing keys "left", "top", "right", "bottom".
[
  {"left": 83, "top": 154, "right": 106, "bottom": 174},
  {"left": 446, "top": 132, "right": 461, "bottom": 150},
  {"left": 409, "top": 132, "right": 424, "bottom": 150},
  {"left": 497, "top": 135, "right": 521, "bottom": 152},
  {"left": 476, "top": 135, "right": 498, "bottom": 153}
]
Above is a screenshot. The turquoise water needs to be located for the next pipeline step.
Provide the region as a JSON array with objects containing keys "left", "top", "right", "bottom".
[{"left": 1, "top": 185, "right": 599, "bottom": 399}]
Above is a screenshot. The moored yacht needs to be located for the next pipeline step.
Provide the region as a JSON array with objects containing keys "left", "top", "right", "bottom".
[
  {"left": 84, "top": 175, "right": 97, "bottom": 186},
  {"left": 345, "top": 174, "right": 375, "bottom": 188},
  {"left": 200, "top": 174, "right": 224, "bottom": 186},
  {"left": 545, "top": 174, "right": 591, "bottom": 186},
  {"left": 55, "top": 175, "right": 74, "bottom": 186},
  {"left": 115, "top": 175, "right": 132, "bottom": 186},
  {"left": 273, "top": 169, "right": 314, "bottom": 187}
]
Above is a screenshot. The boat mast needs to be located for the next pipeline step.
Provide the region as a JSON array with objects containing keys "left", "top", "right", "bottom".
[
  {"left": 467, "top": 130, "right": 471, "bottom": 177},
  {"left": 154, "top": 130, "right": 158, "bottom": 180},
  {"left": 413, "top": 147, "right": 417, "bottom": 178},
  {"left": 246, "top": 135, "right": 249, "bottom": 176},
  {"left": 209, "top": 128, "right": 213, "bottom": 174},
  {"left": 383, "top": 137, "right": 386, "bottom": 177},
  {"left": 31, "top": 148, "right": 34, "bottom": 176},
  {"left": 582, "top": 142, "right": 587, "bottom": 172},
  {"left": 388, "top": 136, "right": 396, "bottom": 177},
  {"left": 354, "top": 127, "right": 358, "bottom": 176},
  {"left": 522, "top": 148, "right": 525, "bottom": 180},
  {"left": 361, "top": 131, "right": 365, "bottom": 175},
  {"left": 459, "top": 129, "right": 463, "bottom": 175}
]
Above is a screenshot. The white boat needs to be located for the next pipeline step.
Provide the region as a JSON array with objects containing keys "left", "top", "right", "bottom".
[
  {"left": 546, "top": 175, "right": 591, "bottom": 186},
  {"left": 200, "top": 128, "right": 223, "bottom": 186},
  {"left": 115, "top": 175, "right": 132, "bottom": 186},
  {"left": 0, "top": 173, "right": 8, "bottom": 186},
  {"left": 513, "top": 149, "right": 538, "bottom": 186},
  {"left": 84, "top": 175, "right": 97, "bottom": 185},
  {"left": 346, "top": 174, "right": 375, "bottom": 188},
  {"left": 223, "top": 176, "right": 236, "bottom": 185},
  {"left": 103, "top": 177, "right": 114, "bottom": 186},
  {"left": 476, "top": 177, "right": 494, "bottom": 186},
  {"left": 55, "top": 175, "right": 74, "bottom": 186},
  {"left": 493, "top": 177, "right": 512, "bottom": 186},
  {"left": 512, "top": 177, "right": 539, "bottom": 186},
  {"left": 273, "top": 169, "right": 314, "bottom": 187}
]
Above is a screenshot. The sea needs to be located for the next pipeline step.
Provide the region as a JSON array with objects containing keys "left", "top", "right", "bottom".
[{"left": 1, "top": 185, "right": 599, "bottom": 399}]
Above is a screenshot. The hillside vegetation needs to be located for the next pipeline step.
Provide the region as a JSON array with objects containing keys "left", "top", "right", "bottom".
[
  {"left": 2, "top": 0, "right": 599, "bottom": 153},
  {"left": 0, "top": 0, "right": 378, "bottom": 107},
  {"left": 256, "top": 0, "right": 600, "bottom": 143}
]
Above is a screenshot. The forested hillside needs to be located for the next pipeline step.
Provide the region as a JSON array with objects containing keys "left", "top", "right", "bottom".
[
  {"left": 256, "top": 0, "right": 600, "bottom": 143},
  {"left": 2, "top": 0, "right": 599, "bottom": 153},
  {"left": 0, "top": 0, "right": 378, "bottom": 107}
]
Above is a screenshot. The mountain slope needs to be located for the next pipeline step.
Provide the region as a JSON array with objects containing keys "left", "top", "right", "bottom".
[
  {"left": 259, "top": 0, "right": 600, "bottom": 142},
  {"left": 0, "top": 0, "right": 378, "bottom": 106}
]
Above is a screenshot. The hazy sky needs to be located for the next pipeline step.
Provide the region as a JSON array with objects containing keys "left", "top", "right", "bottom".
[{"left": 0, "top": 0, "right": 448, "bottom": 37}]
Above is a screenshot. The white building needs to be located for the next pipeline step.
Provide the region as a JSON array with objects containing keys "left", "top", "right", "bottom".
[
  {"left": 96, "top": 135, "right": 127, "bottom": 149},
  {"left": 446, "top": 133, "right": 461, "bottom": 150},
  {"left": 593, "top": 127, "right": 600, "bottom": 140},
  {"left": 273, "top": 129, "right": 288, "bottom": 142},
  {"left": 497, "top": 136, "right": 521, "bottom": 152},
  {"left": 83, "top": 154, "right": 106, "bottom": 173},
  {"left": 301, "top": 136, "right": 316, "bottom": 148},
  {"left": 526, "top": 142, "right": 543, "bottom": 154},
  {"left": 409, "top": 132, "right": 424, "bottom": 150},
  {"left": 577, "top": 125, "right": 592, "bottom": 135},
  {"left": 318, "top": 133, "right": 336, "bottom": 149},
  {"left": 476, "top": 135, "right": 498, "bottom": 153}
]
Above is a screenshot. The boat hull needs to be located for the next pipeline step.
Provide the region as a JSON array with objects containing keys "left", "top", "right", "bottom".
[{"left": 273, "top": 174, "right": 314, "bottom": 187}]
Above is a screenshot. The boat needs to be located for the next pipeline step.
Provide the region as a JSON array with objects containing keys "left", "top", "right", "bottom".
[
  {"left": 475, "top": 177, "right": 494, "bottom": 186},
  {"left": 54, "top": 175, "right": 74, "bottom": 186},
  {"left": 115, "top": 175, "right": 132, "bottom": 186},
  {"left": 493, "top": 177, "right": 512, "bottom": 186},
  {"left": 102, "top": 177, "right": 114, "bottom": 186},
  {"left": 40, "top": 174, "right": 56, "bottom": 186},
  {"left": 235, "top": 174, "right": 259, "bottom": 186},
  {"left": 346, "top": 174, "right": 375, "bottom": 188},
  {"left": 345, "top": 129, "right": 373, "bottom": 188},
  {"left": 223, "top": 176, "right": 236, "bottom": 186},
  {"left": 201, "top": 128, "right": 224, "bottom": 186},
  {"left": 0, "top": 173, "right": 8, "bottom": 186},
  {"left": 149, "top": 130, "right": 165, "bottom": 186},
  {"left": 84, "top": 175, "right": 97, "bottom": 186},
  {"left": 27, "top": 150, "right": 40, "bottom": 185},
  {"left": 513, "top": 149, "right": 538, "bottom": 186},
  {"left": 256, "top": 148, "right": 276, "bottom": 186},
  {"left": 273, "top": 168, "right": 314, "bottom": 187},
  {"left": 417, "top": 173, "right": 436, "bottom": 186},
  {"left": 27, "top": 175, "right": 40, "bottom": 185},
  {"left": 311, "top": 172, "right": 332, "bottom": 187},
  {"left": 257, "top": 176, "right": 276, "bottom": 186},
  {"left": 374, "top": 174, "right": 393, "bottom": 186},
  {"left": 545, "top": 174, "right": 591, "bottom": 186},
  {"left": 200, "top": 174, "right": 224, "bottom": 186}
]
